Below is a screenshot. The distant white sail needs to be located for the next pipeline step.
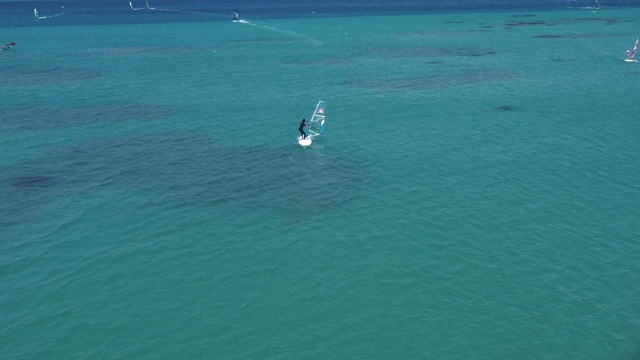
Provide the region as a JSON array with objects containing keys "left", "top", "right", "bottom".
[{"left": 627, "top": 38, "right": 639, "bottom": 59}]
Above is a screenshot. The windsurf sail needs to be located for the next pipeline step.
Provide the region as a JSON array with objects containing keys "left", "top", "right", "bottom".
[
  {"left": 146, "top": 0, "right": 150, "bottom": 9},
  {"left": 306, "top": 100, "right": 326, "bottom": 139},
  {"left": 33, "top": 8, "right": 40, "bottom": 19},
  {"left": 627, "top": 39, "right": 639, "bottom": 59},
  {"left": 232, "top": 9, "right": 239, "bottom": 22},
  {"left": 129, "top": 1, "right": 134, "bottom": 10}
]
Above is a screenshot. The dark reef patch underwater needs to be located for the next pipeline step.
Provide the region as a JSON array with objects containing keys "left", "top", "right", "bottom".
[
  {"left": 1, "top": 67, "right": 105, "bottom": 86},
  {"left": 0, "top": 132, "right": 365, "bottom": 226},
  {"left": 496, "top": 105, "right": 519, "bottom": 112},
  {"left": 0, "top": 104, "right": 173, "bottom": 132}
]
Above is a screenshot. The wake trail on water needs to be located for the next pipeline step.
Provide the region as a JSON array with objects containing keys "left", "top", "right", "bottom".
[
  {"left": 151, "top": 7, "right": 227, "bottom": 17},
  {"left": 36, "top": 12, "right": 65, "bottom": 19},
  {"left": 129, "top": 2, "right": 320, "bottom": 45},
  {"left": 238, "top": 20, "right": 322, "bottom": 45},
  {"left": 130, "top": 2, "right": 237, "bottom": 19}
]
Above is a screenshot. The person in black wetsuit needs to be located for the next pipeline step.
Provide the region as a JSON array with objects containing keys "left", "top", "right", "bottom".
[{"left": 298, "top": 118, "right": 309, "bottom": 139}]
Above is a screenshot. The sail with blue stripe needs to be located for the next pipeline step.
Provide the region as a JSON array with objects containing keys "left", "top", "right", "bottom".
[{"left": 306, "top": 100, "right": 326, "bottom": 139}]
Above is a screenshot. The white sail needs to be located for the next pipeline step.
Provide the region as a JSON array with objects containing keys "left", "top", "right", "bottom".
[
  {"left": 307, "top": 100, "right": 326, "bottom": 139},
  {"left": 627, "top": 39, "right": 639, "bottom": 60}
]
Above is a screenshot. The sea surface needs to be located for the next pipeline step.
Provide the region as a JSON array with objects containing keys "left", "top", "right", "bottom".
[{"left": 1, "top": 1, "right": 640, "bottom": 359}]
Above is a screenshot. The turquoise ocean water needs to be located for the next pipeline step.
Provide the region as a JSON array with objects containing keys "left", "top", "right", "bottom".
[{"left": 2, "top": 2, "right": 640, "bottom": 359}]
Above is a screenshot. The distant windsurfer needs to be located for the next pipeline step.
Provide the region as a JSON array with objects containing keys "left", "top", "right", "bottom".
[
  {"left": 299, "top": 118, "right": 309, "bottom": 139},
  {"left": 0, "top": 41, "right": 16, "bottom": 50},
  {"left": 232, "top": 9, "right": 239, "bottom": 22}
]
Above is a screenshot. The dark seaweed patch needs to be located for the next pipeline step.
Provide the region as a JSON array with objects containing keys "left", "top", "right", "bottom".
[
  {"left": 497, "top": 105, "right": 518, "bottom": 112},
  {"left": 0, "top": 133, "right": 365, "bottom": 224},
  {"left": 463, "top": 50, "right": 497, "bottom": 57},
  {"left": 345, "top": 71, "right": 512, "bottom": 92},
  {"left": 534, "top": 33, "right": 626, "bottom": 39},
  {"left": 10, "top": 175, "right": 56, "bottom": 188},
  {"left": 401, "top": 29, "right": 486, "bottom": 38},
  {"left": 508, "top": 17, "right": 633, "bottom": 30},
  {"left": 231, "top": 38, "right": 302, "bottom": 44},
  {"left": 506, "top": 20, "right": 547, "bottom": 27},
  {"left": 0, "top": 104, "right": 173, "bottom": 131},
  {"left": 2, "top": 68, "right": 104, "bottom": 86},
  {"left": 365, "top": 46, "right": 497, "bottom": 59},
  {"left": 291, "top": 57, "right": 351, "bottom": 66},
  {"left": 512, "top": 14, "right": 536, "bottom": 18},
  {"left": 78, "top": 45, "right": 211, "bottom": 57}
]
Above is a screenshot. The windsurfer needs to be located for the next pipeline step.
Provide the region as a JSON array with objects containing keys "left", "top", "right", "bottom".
[
  {"left": 627, "top": 49, "right": 631, "bottom": 58},
  {"left": 299, "top": 118, "right": 309, "bottom": 139},
  {"left": 0, "top": 42, "right": 16, "bottom": 50}
]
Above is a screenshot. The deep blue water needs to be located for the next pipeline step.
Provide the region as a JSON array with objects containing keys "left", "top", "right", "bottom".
[{"left": 1, "top": 0, "right": 639, "bottom": 28}]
